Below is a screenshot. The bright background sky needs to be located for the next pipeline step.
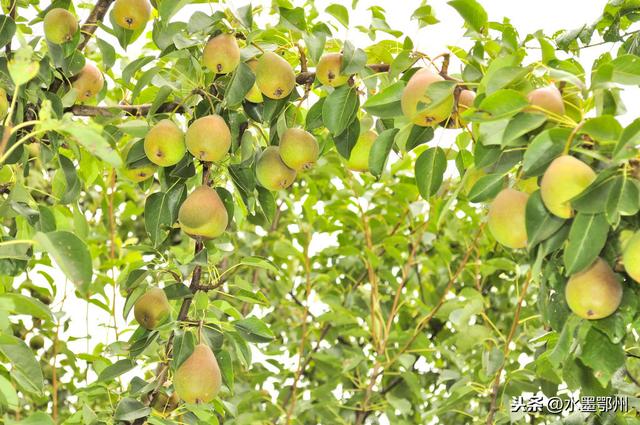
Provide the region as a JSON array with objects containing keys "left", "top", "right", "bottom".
[{"left": 21, "top": 0, "right": 621, "bottom": 417}]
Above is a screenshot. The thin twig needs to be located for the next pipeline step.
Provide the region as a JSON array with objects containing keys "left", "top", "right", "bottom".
[{"left": 78, "top": 0, "right": 115, "bottom": 52}]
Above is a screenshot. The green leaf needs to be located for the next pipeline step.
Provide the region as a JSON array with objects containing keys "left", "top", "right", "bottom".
[
  {"left": 233, "top": 317, "right": 275, "bottom": 343},
  {"left": 448, "top": 0, "right": 488, "bottom": 33},
  {"left": 0, "top": 15, "right": 16, "bottom": 48},
  {"left": 322, "top": 85, "right": 359, "bottom": 135},
  {"left": 226, "top": 62, "right": 256, "bottom": 107},
  {"left": 415, "top": 147, "right": 447, "bottom": 199},
  {"left": 525, "top": 191, "right": 566, "bottom": 249},
  {"left": 485, "top": 66, "right": 530, "bottom": 94},
  {"left": 63, "top": 124, "right": 123, "bottom": 167},
  {"left": 467, "top": 173, "right": 505, "bottom": 203},
  {"left": 144, "top": 183, "right": 187, "bottom": 247},
  {"left": 613, "top": 118, "right": 640, "bottom": 162},
  {"left": 363, "top": 81, "right": 405, "bottom": 118},
  {"left": 0, "top": 293, "right": 54, "bottom": 322},
  {"left": 98, "top": 359, "right": 136, "bottom": 382},
  {"left": 522, "top": 128, "right": 569, "bottom": 178},
  {"left": 502, "top": 113, "right": 547, "bottom": 146},
  {"left": 217, "top": 350, "right": 234, "bottom": 390},
  {"left": 326, "top": 4, "right": 349, "bottom": 27},
  {"left": 578, "top": 328, "right": 625, "bottom": 387},
  {"left": 34, "top": 231, "right": 92, "bottom": 290},
  {"left": 610, "top": 54, "right": 640, "bottom": 85},
  {"left": 369, "top": 128, "right": 398, "bottom": 177},
  {"left": 333, "top": 119, "right": 360, "bottom": 159},
  {"left": 14, "top": 413, "right": 54, "bottom": 425},
  {"left": 580, "top": 116, "right": 622, "bottom": 142},
  {"left": 341, "top": 40, "right": 367, "bottom": 74},
  {"left": 563, "top": 213, "right": 609, "bottom": 275},
  {"left": 0, "top": 335, "right": 43, "bottom": 395},
  {"left": 466, "top": 89, "right": 529, "bottom": 122},
  {"left": 605, "top": 175, "right": 640, "bottom": 224},
  {"left": 8, "top": 47, "right": 39, "bottom": 86},
  {"left": 114, "top": 398, "right": 151, "bottom": 421}
]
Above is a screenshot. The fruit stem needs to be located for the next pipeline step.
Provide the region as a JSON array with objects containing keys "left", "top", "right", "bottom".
[{"left": 563, "top": 120, "right": 586, "bottom": 155}]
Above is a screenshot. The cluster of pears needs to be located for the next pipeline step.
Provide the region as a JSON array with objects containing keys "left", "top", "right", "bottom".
[{"left": 255, "top": 128, "right": 319, "bottom": 191}]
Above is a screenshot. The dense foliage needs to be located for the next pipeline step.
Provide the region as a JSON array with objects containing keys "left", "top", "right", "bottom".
[{"left": 1, "top": 0, "right": 640, "bottom": 424}]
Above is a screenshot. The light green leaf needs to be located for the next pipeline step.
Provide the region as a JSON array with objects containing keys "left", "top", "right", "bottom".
[{"left": 34, "top": 231, "right": 92, "bottom": 290}]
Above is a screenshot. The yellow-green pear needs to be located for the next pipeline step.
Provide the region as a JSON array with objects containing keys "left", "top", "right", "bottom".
[
  {"left": 316, "top": 53, "right": 349, "bottom": 87},
  {"left": 245, "top": 59, "right": 263, "bottom": 103},
  {"left": 178, "top": 186, "right": 228, "bottom": 240},
  {"left": 527, "top": 85, "right": 565, "bottom": 116},
  {"left": 458, "top": 89, "right": 476, "bottom": 112},
  {"left": 144, "top": 120, "right": 186, "bottom": 167},
  {"left": 43, "top": 8, "right": 78, "bottom": 44},
  {"left": 72, "top": 63, "right": 104, "bottom": 101},
  {"left": 185, "top": 115, "right": 231, "bottom": 162},
  {"left": 255, "top": 51, "right": 296, "bottom": 100},
  {"left": 623, "top": 231, "right": 640, "bottom": 283},
  {"left": 0, "top": 88, "right": 8, "bottom": 119},
  {"left": 565, "top": 257, "right": 622, "bottom": 320},
  {"left": 487, "top": 188, "right": 529, "bottom": 249},
  {"left": 122, "top": 164, "right": 156, "bottom": 182},
  {"left": 347, "top": 130, "right": 377, "bottom": 172},
  {"left": 401, "top": 68, "right": 454, "bottom": 127},
  {"left": 540, "top": 155, "right": 596, "bottom": 218},
  {"left": 174, "top": 343, "right": 222, "bottom": 404},
  {"left": 279, "top": 128, "right": 319, "bottom": 171},
  {"left": 256, "top": 146, "right": 296, "bottom": 191},
  {"left": 29, "top": 335, "right": 45, "bottom": 350},
  {"left": 202, "top": 33, "right": 240, "bottom": 74},
  {"left": 133, "top": 287, "right": 171, "bottom": 330},
  {"left": 113, "top": 0, "right": 151, "bottom": 30}
]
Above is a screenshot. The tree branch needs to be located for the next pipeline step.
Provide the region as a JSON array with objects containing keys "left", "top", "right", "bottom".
[
  {"left": 78, "top": 0, "right": 114, "bottom": 52},
  {"left": 296, "top": 63, "right": 390, "bottom": 85},
  {"left": 66, "top": 102, "right": 184, "bottom": 117}
]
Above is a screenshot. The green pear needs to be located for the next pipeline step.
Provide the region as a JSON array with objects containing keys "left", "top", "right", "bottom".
[
  {"left": 144, "top": 120, "right": 186, "bottom": 167},
  {"left": 174, "top": 343, "right": 222, "bottom": 404},
  {"left": 43, "top": 8, "right": 78, "bottom": 44},
  {"left": 623, "top": 231, "right": 640, "bottom": 283},
  {"left": 203, "top": 33, "right": 240, "bottom": 74},
  {"left": 487, "top": 188, "right": 529, "bottom": 249},
  {"left": 540, "top": 155, "right": 596, "bottom": 218},
  {"left": 113, "top": 0, "right": 151, "bottom": 30},
  {"left": 401, "top": 68, "right": 454, "bottom": 127},
  {"left": 256, "top": 146, "right": 296, "bottom": 190},
  {"left": 178, "top": 186, "right": 228, "bottom": 239},
  {"left": 72, "top": 63, "right": 104, "bottom": 101},
  {"left": 151, "top": 391, "right": 180, "bottom": 413},
  {"left": 245, "top": 59, "right": 263, "bottom": 103},
  {"left": 279, "top": 128, "right": 319, "bottom": 171},
  {"left": 122, "top": 165, "right": 156, "bottom": 182},
  {"left": 316, "top": 53, "right": 349, "bottom": 87},
  {"left": 527, "top": 85, "right": 565, "bottom": 116},
  {"left": 565, "top": 257, "right": 622, "bottom": 320},
  {"left": 185, "top": 115, "right": 231, "bottom": 162},
  {"left": 347, "top": 130, "right": 378, "bottom": 172},
  {"left": 133, "top": 287, "right": 171, "bottom": 330},
  {"left": 255, "top": 52, "right": 296, "bottom": 100},
  {"left": 29, "top": 335, "right": 45, "bottom": 350}
]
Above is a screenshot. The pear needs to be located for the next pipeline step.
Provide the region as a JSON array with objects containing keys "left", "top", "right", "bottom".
[
  {"left": 174, "top": 343, "right": 222, "bottom": 404},
  {"left": 245, "top": 59, "right": 263, "bottom": 103},
  {"left": 401, "top": 68, "right": 454, "bottom": 127},
  {"left": 29, "top": 335, "right": 45, "bottom": 350},
  {"left": 178, "top": 186, "right": 228, "bottom": 239},
  {"left": 623, "top": 231, "right": 640, "bottom": 283},
  {"left": 279, "top": 128, "right": 319, "bottom": 171},
  {"left": 144, "top": 120, "right": 186, "bottom": 167},
  {"left": 133, "top": 287, "right": 171, "bottom": 330},
  {"left": 540, "top": 155, "right": 596, "bottom": 218},
  {"left": 256, "top": 146, "right": 296, "bottom": 191},
  {"left": 316, "top": 53, "right": 349, "bottom": 87},
  {"left": 43, "top": 8, "right": 78, "bottom": 44},
  {"left": 185, "top": 115, "right": 231, "bottom": 162},
  {"left": 347, "top": 130, "right": 378, "bottom": 172},
  {"left": 527, "top": 85, "right": 565, "bottom": 116},
  {"left": 203, "top": 33, "right": 240, "bottom": 74},
  {"left": 151, "top": 391, "right": 180, "bottom": 413},
  {"left": 487, "top": 188, "right": 529, "bottom": 249},
  {"left": 122, "top": 165, "right": 156, "bottom": 182},
  {"left": 255, "top": 52, "right": 296, "bottom": 100},
  {"left": 565, "top": 258, "right": 622, "bottom": 320},
  {"left": 113, "top": 0, "right": 151, "bottom": 30},
  {"left": 72, "top": 63, "right": 104, "bottom": 101},
  {"left": 458, "top": 89, "right": 476, "bottom": 112}
]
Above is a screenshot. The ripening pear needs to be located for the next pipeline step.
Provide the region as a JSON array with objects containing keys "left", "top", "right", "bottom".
[
  {"left": 0, "top": 88, "right": 8, "bottom": 119},
  {"left": 72, "top": 63, "right": 104, "bottom": 101},
  {"left": 178, "top": 186, "right": 228, "bottom": 240},
  {"left": 174, "top": 343, "right": 222, "bottom": 404},
  {"left": 488, "top": 188, "right": 529, "bottom": 249},
  {"left": 256, "top": 146, "right": 296, "bottom": 191},
  {"left": 527, "top": 85, "right": 565, "bottom": 116},
  {"left": 565, "top": 258, "right": 622, "bottom": 320},
  {"left": 401, "top": 68, "right": 454, "bottom": 127},
  {"left": 347, "top": 130, "right": 378, "bottom": 172},
  {"left": 113, "top": 0, "right": 151, "bottom": 30},
  {"left": 245, "top": 60, "right": 263, "bottom": 103},
  {"left": 134, "top": 287, "right": 171, "bottom": 330},
  {"left": 122, "top": 164, "right": 156, "bottom": 182},
  {"left": 185, "top": 115, "right": 231, "bottom": 162},
  {"left": 255, "top": 52, "right": 296, "bottom": 100},
  {"left": 458, "top": 89, "right": 476, "bottom": 112},
  {"left": 316, "top": 53, "right": 349, "bottom": 87},
  {"left": 279, "top": 128, "right": 319, "bottom": 171},
  {"left": 43, "top": 8, "right": 78, "bottom": 44},
  {"left": 151, "top": 391, "right": 180, "bottom": 413},
  {"left": 203, "top": 33, "right": 240, "bottom": 74},
  {"left": 540, "top": 155, "right": 596, "bottom": 218},
  {"left": 623, "top": 231, "right": 640, "bottom": 283},
  {"left": 144, "top": 120, "right": 186, "bottom": 167}
]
